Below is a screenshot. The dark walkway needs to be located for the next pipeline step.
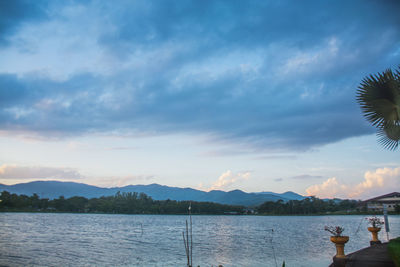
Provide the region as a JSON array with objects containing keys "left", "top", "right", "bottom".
[{"left": 330, "top": 242, "right": 395, "bottom": 267}]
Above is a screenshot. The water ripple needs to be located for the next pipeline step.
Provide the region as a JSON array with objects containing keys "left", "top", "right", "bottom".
[{"left": 0, "top": 213, "right": 399, "bottom": 266}]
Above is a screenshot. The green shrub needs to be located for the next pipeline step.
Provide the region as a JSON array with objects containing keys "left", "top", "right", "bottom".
[{"left": 388, "top": 237, "right": 400, "bottom": 267}]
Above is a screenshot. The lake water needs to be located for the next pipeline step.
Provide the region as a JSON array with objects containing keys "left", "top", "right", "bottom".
[{"left": 0, "top": 213, "right": 399, "bottom": 267}]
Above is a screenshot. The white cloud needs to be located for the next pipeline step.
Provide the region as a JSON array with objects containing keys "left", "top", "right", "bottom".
[
  {"left": 0, "top": 164, "right": 156, "bottom": 187},
  {"left": 0, "top": 164, "right": 82, "bottom": 180},
  {"left": 89, "top": 175, "right": 154, "bottom": 188},
  {"left": 305, "top": 177, "right": 348, "bottom": 198},
  {"left": 208, "top": 170, "right": 251, "bottom": 191},
  {"left": 305, "top": 167, "right": 400, "bottom": 199},
  {"left": 349, "top": 167, "right": 400, "bottom": 198}
]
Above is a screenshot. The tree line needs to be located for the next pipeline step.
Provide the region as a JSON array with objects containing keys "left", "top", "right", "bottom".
[
  {"left": 2, "top": 191, "right": 398, "bottom": 215},
  {"left": 257, "top": 197, "right": 362, "bottom": 215},
  {"left": 0, "top": 191, "right": 244, "bottom": 215}
]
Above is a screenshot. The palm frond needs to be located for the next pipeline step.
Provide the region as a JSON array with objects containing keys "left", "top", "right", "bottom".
[
  {"left": 377, "top": 124, "right": 400, "bottom": 151},
  {"left": 356, "top": 68, "right": 400, "bottom": 128},
  {"left": 357, "top": 66, "right": 400, "bottom": 150}
]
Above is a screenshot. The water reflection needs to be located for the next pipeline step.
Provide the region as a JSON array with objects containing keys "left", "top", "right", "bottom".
[{"left": 0, "top": 213, "right": 398, "bottom": 266}]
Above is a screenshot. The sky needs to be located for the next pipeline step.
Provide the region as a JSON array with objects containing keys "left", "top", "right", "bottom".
[{"left": 0, "top": 0, "right": 399, "bottom": 200}]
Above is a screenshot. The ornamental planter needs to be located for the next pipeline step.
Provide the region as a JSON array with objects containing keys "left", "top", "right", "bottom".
[
  {"left": 330, "top": 236, "right": 349, "bottom": 258},
  {"left": 368, "top": 227, "right": 381, "bottom": 244}
]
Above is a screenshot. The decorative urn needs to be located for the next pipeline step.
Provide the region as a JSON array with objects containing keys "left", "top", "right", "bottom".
[
  {"left": 368, "top": 227, "right": 381, "bottom": 243},
  {"left": 330, "top": 236, "right": 349, "bottom": 258},
  {"left": 366, "top": 217, "right": 384, "bottom": 245},
  {"left": 325, "top": 226, "right": 349, "bottom": 259}
]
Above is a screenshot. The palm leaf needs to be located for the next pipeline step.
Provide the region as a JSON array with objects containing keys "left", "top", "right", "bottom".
[
  {"left": 377, "top": 124, "right": 400, "bottom": 151},
  {"left": 357, "top": 67, "right": 400, "bottom": 150},
  {"left": 357, "top": 68, "right": 400, "bottom": 127}
]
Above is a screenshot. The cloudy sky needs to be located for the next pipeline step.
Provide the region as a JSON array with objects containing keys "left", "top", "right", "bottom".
[{"left": 1, "top": 0, "right": 399, "bottom": 199}]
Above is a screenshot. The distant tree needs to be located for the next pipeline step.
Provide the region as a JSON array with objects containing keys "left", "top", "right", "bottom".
[
  {"left": 0, "top": 191, "right": 11, "bottom": 209},
  {"left": 0, "top": 191, "right": 244, "bottom": 215},
  {"left": 357, "top": 67, "right": 400, "bottom": 150},
  {"left": 257, "top": 197, "right": 360, "bottom": 215},
  {"left": 66, "top": 196, "right": 88, "bottom": 212},
  {"left": 52, "top": 196, "right": 67, "bottom": 211}
]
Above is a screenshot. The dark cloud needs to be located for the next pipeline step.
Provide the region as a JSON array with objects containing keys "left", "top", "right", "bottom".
[
  {"left": 97, "top": 0, "right": 400, "bottom": 63},
  {"left": 0, "top": 0, "right": 48, "bottom": 45},
  {"left": 1, "top": 0, "right": 400, "bottom": 151},
  {"left": 0, "top": 69, "right": 374, "bottom": 150}
]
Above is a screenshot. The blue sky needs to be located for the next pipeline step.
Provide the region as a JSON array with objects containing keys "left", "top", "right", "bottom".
[{"left": 0, "top": 0, "right": 399, "bottom": 199}]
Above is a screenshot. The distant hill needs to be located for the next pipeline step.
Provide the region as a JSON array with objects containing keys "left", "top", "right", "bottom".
[
  {"left": 256, "top": 191, "right": 305, "bottom": 201},
  {"left": 0, "top": 181, "right": 306, "bottom": 206}
]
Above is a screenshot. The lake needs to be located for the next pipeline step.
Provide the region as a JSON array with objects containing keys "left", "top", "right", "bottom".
[{"left": 0, "top": 213, "right": 399, "bottom": 266}]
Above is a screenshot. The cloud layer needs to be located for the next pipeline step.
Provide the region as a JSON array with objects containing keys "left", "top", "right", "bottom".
[
  {"left": 0, "top": 164, "right": 82, "bottom": 180},
  {"left": 1, "top": 0, "right": 400, "bottom": 150},
  {"left": 208, "top": 170, "right": 251, "bottom": 191},
  {"left": 0, "top": 164, "right": 155, "bottom": 187},
  {"left": 306, "top": 167, "right": 400, "bottom": 199}
]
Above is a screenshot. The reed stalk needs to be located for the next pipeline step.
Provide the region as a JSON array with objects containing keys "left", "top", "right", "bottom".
[{"left": 183, "top": 203, "right": 193, "bottom": 267}]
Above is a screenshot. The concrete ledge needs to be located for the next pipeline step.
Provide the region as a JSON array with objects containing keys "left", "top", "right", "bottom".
[{"left": 329, "top": 242, "right": 395, "bottom": 267}]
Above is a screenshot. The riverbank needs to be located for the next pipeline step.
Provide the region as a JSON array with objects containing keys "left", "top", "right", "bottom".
[{"left": 330, "top": 242, "right": 396, "bottom": 267}]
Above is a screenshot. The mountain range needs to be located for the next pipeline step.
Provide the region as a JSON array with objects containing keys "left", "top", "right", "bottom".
[{"left": 0, "top": 181, "right": 306, "bottom": 206}]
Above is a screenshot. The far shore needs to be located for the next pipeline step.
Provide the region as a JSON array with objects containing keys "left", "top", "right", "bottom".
[{"left": 1, "top": 210, "right": 399, "bottom": 216}]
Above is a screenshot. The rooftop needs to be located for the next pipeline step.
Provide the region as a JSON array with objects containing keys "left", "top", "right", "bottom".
[{"left": 362, "top": 192, "right": 400, "bottom": 203}]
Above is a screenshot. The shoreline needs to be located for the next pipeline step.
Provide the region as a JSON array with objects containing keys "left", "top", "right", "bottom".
[{"left": 1, "top": 210, "right": 399, "bottom": 216}]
